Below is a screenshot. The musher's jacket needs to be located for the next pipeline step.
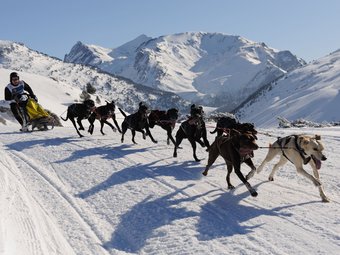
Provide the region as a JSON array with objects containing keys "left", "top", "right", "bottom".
[{"left": 4, "top": 81, "right": 35, "bottom": 103}]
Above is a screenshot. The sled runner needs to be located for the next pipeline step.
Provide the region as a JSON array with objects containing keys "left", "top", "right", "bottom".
[{"left": 19, "top": 97, "right": 55, "bottom": 131}]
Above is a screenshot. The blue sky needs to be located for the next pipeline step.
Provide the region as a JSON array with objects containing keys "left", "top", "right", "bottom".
[{"left": 1, "top": 0, "right": 339, "bottom": 62}]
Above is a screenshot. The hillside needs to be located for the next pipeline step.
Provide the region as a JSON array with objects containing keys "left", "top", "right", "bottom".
[
  {"left": 65, "top": 32, "right": 305, "bottom": 110},
  {"left": 0, "top": 40, "right": 190, "bottom": 113},
  {"left": 235, "top": 49, "right": 340, "bottom": 127}
]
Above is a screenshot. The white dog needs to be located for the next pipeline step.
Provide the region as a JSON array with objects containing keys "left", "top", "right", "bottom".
[{"left": 247, "top": 134, "right": 329, "bottom": 202}]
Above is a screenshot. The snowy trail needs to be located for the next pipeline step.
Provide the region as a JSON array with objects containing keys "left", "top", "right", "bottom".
[
  {"left": 0, "top": 125, "right": 339, "bottom": 254},
  {"left": 6, "top": 149, "right": 110, "bottom": 255},
  {"left": 0, "top": 145, "right": 76, "bottom": 255}
]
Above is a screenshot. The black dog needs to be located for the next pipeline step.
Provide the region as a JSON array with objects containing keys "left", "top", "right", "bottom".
[
  {"left": 202, "top": 130, "right": 259, "bottom": 197},
  {"left": 210, "top": 116, "right": 257, "bottom": 138},
  {"left": 173, "top": 106, "right": 210, "bottom": 162},
  {"left": 61, "top": 99, "right": 95, "bottom": 137},
  {"left": 88, "top": 101, "right": 122, "bottom": 135},
  {"left": 148, "top": 108, "right": 179, "bottom": 145},
  {"left": 119, "top": 102, "right": 158, "bottom": 144}
]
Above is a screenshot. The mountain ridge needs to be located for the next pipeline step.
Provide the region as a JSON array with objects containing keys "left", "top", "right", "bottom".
[
  {"left": 65, "top": 32, "right": 305, "bottom": 110},
  {"left": 234, "top": 49, "right": 340, "bottom": 127}
]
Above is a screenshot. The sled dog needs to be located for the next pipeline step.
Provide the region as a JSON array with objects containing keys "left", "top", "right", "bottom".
[
  {"left": 249, "top": 134, "right": 329, "bottom": 202},
  {"left": 202, "top": 130, "right": 258, "bottom": 197}
]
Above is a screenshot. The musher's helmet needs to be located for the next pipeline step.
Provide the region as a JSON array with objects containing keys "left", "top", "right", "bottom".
[{"left": 10, "top": 72, "right": 20, "bottom": 83}]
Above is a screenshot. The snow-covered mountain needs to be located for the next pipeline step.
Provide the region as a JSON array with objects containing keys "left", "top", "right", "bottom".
[
  {"left": 234, "top": 49, "right": 340, "bottom": 127},
  {"left": 65, "top": 32, "right": 305, "bottom": 110},
  {"left": 0, "top": 40, "right": 190, "bottom": 113}
]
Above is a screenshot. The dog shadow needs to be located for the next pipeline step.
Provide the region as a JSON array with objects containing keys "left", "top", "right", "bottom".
[
  {"left": 6, "top": 136, "right": 79, "bottom": 151},
  {"left": 54, "top": 143, "right": 145, "bottom": 163},
  {"left": 195, "top": 181, "right": 318, "bottom": 241},
  {"left": 101, "top": 180, "right": 316, "bottom": 253},
  {"left": 76, "top": 159, "right": 205, "bottom": 199},
  {"left": 102, "top": 184, "right": 214, "bottom": 253}
]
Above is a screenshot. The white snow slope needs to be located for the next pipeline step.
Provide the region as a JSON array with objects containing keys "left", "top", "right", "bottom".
[
  {"left": 236, "top": 49, "right": 340, "bottom": 127},
  {"left": 0, "top": 69, "right": 340, "bottom": 255}
]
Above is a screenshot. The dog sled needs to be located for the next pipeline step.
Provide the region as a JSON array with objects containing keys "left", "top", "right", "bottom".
[{"left": 19, "top": 97, "right": 55, "bottom": 131}]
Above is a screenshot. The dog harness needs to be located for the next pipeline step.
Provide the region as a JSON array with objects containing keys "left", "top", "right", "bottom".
[
  {"left": 277, "top": 135, "right": 311, "bottom": 165},
  {"left": 222, "top": 136, "right": 254, "bottom": 162}
]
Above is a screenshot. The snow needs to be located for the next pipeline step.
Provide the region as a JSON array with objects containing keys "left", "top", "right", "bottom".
[
  {"left": 1, "top": 72, "right": 340, "bottom": 254},
  {"left": 64, "top": 32, "right": 304, "bottom": 109},
  {"left": 237, "top": 50, "right": 340, "bottom": 127}
]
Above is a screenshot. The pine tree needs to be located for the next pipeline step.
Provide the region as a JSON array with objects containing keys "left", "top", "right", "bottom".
[{"left": 86, "top": 83, "right": 96, "bottom": 94}]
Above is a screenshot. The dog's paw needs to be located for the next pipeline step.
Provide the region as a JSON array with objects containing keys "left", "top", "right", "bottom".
[
  {"left": 322, "top": 196, "right": 330, "bottom": 202},
  {"left": 250, "top": 190, "right": 258, "bottom": 197},
  {"left": 228, "top": 185, "right": 235, "bottom": 190}
]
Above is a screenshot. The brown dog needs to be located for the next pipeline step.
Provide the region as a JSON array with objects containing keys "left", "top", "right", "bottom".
[
  {"left": 202, "top": 131, "right": 259, "bottom": 197},
  {"left": 88, "top": 101, "right": 121, "bottom": 135}
]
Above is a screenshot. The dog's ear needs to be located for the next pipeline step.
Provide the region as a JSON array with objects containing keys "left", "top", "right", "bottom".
[{"left": 315, "top": 134, "right": 321, "bottom": 140}]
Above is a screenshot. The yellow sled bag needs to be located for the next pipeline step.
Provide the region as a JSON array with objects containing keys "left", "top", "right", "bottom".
[{"left": 26, "top": 98, "right": 49, "bottom": 120}]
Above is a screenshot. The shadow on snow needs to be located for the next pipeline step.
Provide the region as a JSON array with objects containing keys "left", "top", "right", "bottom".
[
  {"left": 76, "top": 159, "right": 204, "bottom": 199},
  {"left": 54, "top": 144, "right": 146, "bottom": 163},
  {"left": 5, "top": 136, "right": 80, "bottom": 151},
  {"left": 102, "top": 180, "right": 317, "bottom": 253}
]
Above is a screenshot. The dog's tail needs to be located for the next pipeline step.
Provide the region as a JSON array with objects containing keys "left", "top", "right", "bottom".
[
  {"left": 118, "top": 107, "right": 127, "bottom": 118},
  {"left": 60, "top": 116, "right": 68, "bottom": 121}
]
